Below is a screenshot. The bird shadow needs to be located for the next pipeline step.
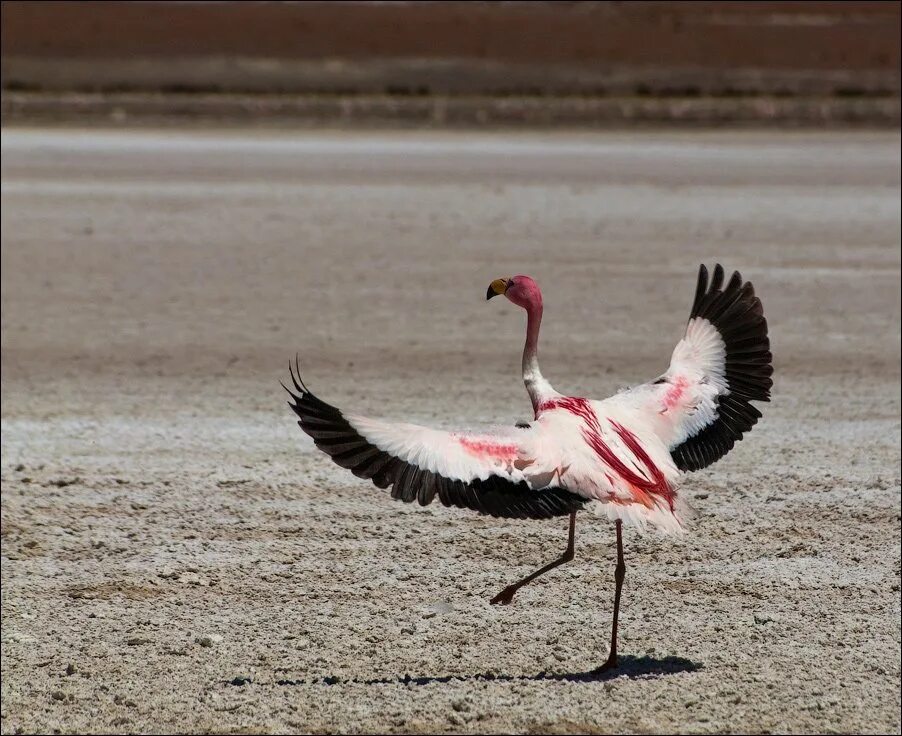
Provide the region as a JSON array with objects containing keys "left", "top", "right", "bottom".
[{"left": 272, "top": 655, "right": 701, "bottom": 687}]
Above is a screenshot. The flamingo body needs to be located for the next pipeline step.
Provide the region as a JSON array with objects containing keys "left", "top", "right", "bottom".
[{"left": 284, "top": 265, "right": 771, "bottom": 534}]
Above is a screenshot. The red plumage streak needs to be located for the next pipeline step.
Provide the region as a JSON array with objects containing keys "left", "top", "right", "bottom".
[
  {"left": 457, "top": 436, "right": 518, "bottom": 461},
  {"left": 662, "top": 375, "right": 689, "bottom": 410},
  {"left": 538, "top": 397, "right": 675, "bottom": 510}
]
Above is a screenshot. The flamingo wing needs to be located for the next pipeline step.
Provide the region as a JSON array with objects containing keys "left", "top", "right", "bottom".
[
  {"left": 634, "top": 264, "right": 773, "bottom": 471},
  {"left": 283, "top": 361, "right": 585, "bottom": 520}
]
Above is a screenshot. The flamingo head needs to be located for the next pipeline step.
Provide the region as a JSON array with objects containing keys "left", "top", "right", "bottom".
[{"left": 486, "top": 275, "right": 543, "bottom": 311}]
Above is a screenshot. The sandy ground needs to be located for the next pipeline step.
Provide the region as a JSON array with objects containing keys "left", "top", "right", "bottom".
[{"left": 1, "top": 128, "right": 900, "bottom": 735}]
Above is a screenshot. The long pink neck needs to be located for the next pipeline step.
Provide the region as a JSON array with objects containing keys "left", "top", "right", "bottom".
[
  {"left": 522, "top": 300, "right": 546, "bottom": 410},
  {"left": 523, "top": 302, "right": 542, "bottom": 377},
  {"left": 507, "top": 277, "right": 552, "bottom": 412}
]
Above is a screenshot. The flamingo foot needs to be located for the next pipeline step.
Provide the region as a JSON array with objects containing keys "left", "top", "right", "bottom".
[
  {"left": 591, "top": 653, "right": 618, "bottom": 675},
  {"left": 489, "top": 586, "right": 517, "bottom": 605}
]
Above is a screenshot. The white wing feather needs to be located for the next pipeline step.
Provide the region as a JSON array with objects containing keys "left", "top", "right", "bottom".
[
  {"left": 604, "top": 316, "right": 727, "bottom": 450},
  {"left": 346, "top": 415, "right": 564, "bottom": 489}
]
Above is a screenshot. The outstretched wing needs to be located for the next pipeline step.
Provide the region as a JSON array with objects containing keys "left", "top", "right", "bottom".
[
  {"left": 619, "top": 264, "right": 772, "bottom": 472},
  {"left": 282, "top": 360, "right": 585, "bottom": 519},
  {"left": 657, "top": 264, "right": 772, "bottom": 471}
]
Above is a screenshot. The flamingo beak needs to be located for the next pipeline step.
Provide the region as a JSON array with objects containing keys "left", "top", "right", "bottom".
[{"left": 486, "top": 278, "right": 509, "bottom": 300}]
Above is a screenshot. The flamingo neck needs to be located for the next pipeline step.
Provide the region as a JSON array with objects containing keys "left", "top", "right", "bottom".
[{"left": 523, "top": 302, "right": 548, "bottom": 412}]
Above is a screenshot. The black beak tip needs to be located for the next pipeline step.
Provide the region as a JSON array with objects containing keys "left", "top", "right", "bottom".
[{"left": 486, "top": 286, "right": 499, "bottom": 300}]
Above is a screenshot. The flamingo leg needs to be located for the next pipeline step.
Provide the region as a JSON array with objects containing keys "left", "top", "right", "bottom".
[
  {"left": 490, "top": 511, "right": 576, "bottom": 605},
  {"left": 594, "top": 519, "right": 626, "bottom": 673}
]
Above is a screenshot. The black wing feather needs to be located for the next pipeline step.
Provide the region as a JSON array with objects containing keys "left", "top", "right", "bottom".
[{"left": 671, "top": 264, "right": 773, "bottom": 472}]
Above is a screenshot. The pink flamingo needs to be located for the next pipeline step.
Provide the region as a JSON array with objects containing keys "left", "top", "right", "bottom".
[{"left": 284, "top": 264, "right": 772, "bottom": 672}]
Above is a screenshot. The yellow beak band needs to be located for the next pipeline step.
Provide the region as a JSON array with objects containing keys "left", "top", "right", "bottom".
[{"left": 486, "top": 278, "right": 509, "bottom": 300}]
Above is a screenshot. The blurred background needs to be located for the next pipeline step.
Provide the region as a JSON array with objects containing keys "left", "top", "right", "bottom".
[{"left": 2, "top": 0, "right": 900, "bottom": 126}]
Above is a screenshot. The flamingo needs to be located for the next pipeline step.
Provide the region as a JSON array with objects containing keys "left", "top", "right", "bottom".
[{"left": 283, "top": 264, "right": 772, "bottom": 672}]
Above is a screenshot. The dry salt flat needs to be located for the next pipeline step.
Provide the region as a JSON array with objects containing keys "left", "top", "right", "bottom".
[{"left": 1, "top": 127, "right": 900, "bottom": 734}]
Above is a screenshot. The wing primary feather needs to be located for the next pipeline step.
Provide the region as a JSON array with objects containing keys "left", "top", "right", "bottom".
[
  {"left": 669, "top": 264, "right": 772, "bottom": 472},
  {"left": 691, "top": 264, "right": 709, "bottom": 318}
]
